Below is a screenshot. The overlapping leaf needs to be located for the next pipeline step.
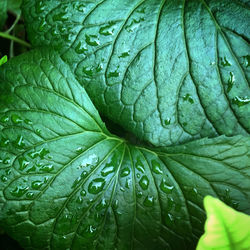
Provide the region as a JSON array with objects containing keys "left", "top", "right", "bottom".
[
  {"left": 0, "top": 49, "right": 249, "bottom": 249},
  {"left": 22, "top": 0, "right": 250, "bottom": 146}
]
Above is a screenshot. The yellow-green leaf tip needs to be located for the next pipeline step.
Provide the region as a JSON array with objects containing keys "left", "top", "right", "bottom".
[{"left": 196, "top": 196, "right": 250, "bottom": 250}]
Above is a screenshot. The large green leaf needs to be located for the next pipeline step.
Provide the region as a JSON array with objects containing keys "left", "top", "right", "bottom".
[
  {"left": 0, "top": 49, "right": 249, "bottom": 249},
  {"left": 22, "top": 0, "right": 250, "bottom": 146},
  {"left": 197, "top": 196, "right": 250, "bottom": 250}
]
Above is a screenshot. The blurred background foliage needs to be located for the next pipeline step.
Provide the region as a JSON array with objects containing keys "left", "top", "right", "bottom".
[
  {"left": 0, "top": 0, "right": 27, "bottom": 249},
  {"left": 0, "top": 0, "right": 30, "bottom": 61}
]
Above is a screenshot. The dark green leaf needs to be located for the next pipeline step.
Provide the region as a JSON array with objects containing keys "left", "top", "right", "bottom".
[
  {"left": 0, "top": 0, "right": 7, "bottom": 30},
  {"left": 0, "top": 49, "right": 249, "bottom": 249},
  {"left": 22, "top": 0, "right": 250, "bottom": 146}
]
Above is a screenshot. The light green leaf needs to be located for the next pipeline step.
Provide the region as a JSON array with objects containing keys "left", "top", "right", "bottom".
[
  {"left": 0, "top": 55, "right": 7, "bottom": 66},
  {"left": 197, "top": 196, "right": 250, "bottom": 250},
  {"left": 0, "top": 49, "right": 249, "bottom": 249},
  {"left": 22, "top": 0, "right": 250, "bottom": 146}
]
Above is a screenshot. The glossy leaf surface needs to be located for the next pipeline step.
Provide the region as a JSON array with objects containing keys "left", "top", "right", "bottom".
[
  {"left": 0, "top": 49, "right": 249, "bottom": 249},
  {"left": 22, "top": 0, "right": 250, "bottom": 146}
]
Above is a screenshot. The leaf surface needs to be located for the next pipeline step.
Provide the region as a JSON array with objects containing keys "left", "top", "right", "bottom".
[
  {"left": 22, "top": 0, "right": 250, "bottom": 146},
  {"left": 0, "top": 49, "right": 249, "bottom": 249}
]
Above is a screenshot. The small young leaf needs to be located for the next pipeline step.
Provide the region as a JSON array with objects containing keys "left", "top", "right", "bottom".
[
  {"left": 0, "top": 55, "right": 7, "bottom": 66},
  {"left": 197, "top": 196, "right": 250, "bottom": 250}
]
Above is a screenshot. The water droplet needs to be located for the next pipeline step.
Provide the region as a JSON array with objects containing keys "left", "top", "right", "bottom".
[
  {"left": 53, "top": 12, "right": 68, "bottom": 22},
  {"left": 26, "top": 192, "right": 34, "bottom": 198},
  {"left": 164, "top": 118, "right": 171, "bottom": 126},
  {"left": 227, "top": 72, "right": 235, "bottom": 93},
  {"left": 74, "top": 3, "right": 86, "bottom": 12},
  {"left": 99, "top": 21, "right": 116, "bottom": 36},
  {"left": 136, "top": 7, "right": 146, "bottom": 14},
  {"left": 10, "top": 186, "right": 29, "bottom": 197},
  {"left": 165, "top": 213, "right": 174, "bottom": 225},
  {"left": 24, "top": 119, "right": 33, "bottom": 125},
  {"left": 80, "top": 154, "right": 98, "bottom": 168},
  {"left": 51, "top": 28, "right": 59, "bottom": 36},
  {"left": 80, "top": 189, "right": 86, "bottom": 197},
  {"left": 76, "top": 196, "right": 83, "bottom": 204},
  {"left": 151, "top": 160, "right": 163, "bottom": 174},
  {"left": 242, "top": 55, "right": 250, "bottom": 68},
  {"left": 75, "top": 41, "right": 88, "bottom": 54},
  {"left": 166, "top": 197, "right": 174, "bottom": 211},
  {"left": 14, "top": 135, "right": 25, "bottom": 149},
  {"left": 191, "top": 187, "right": 198, "bottom": 197},
  {"left": 76, "top": 147, "right": 84, "bottom": 153},
  {"left": 113, "top": 199, "right": 119, "bottom": 209},
  {"left": 40, "top": 164, "right": 54, "bottom": 172},
  {"left": 35, "top": 1, "right": 45, "bottom": 13},
  {"left": 107, "top": 69, "right": 120, "bottom": 78},
  {"left": 0, "top": 138, "right": 9, "bottom": 147},
  {"left": 125, "top": 17, "right": 145, "bottom": 32},
  {"left": 95, "top": 198, "right": 107, "bottom": 211},
  {"left": 11, "top": 114, "right": 22, "bottom": 124},
  {"left": 101, "top": 165, "right": 115, "bottom": 177},
  {"left": 36, "top": 129, "right": 42, "bottom": 135},
  {"left": 3, "top": 157, "right": 10, "bottom": 165},
  {"left": 120, "top": 187, "right": 125, "bottom": 192},
  {"left": 136, "top": 173, "right": 141, "bottom": 178},
  {"left": 160, "top": 179, "right": 174, "bottom": 194},
  {"left": 137, "top": 191, "right": 143, "bottom": 198},
  {"left": 183, "top": 94, "right": 194, "bottom": 104},
  {"left": 31, "top": 180, "right": 44, "bottom": 190},
  {"left": 143, "top": 195, "right": 154, "bottom": 207},
  {"left": 1, "top": 175, "right": 7, "bottom": 182},
  {"left": 88, "top": 178, "right": 105, "bottom": 194},
  {"left": 83, "top": 225, "right": 97, "bottom": 238},
  {"left": 18, "top": 157, "right": 29, "bottom": 170},
  {"left": 121, "top": 167, "right": 130, "bottom": 177},
  {"left": 119, "top": 51, "right": 130, "bottom": 58},
  {"left": 82, "top": 66, "right": 95, "bottom": 77},
  {"left": 135, "top": 158, "right": 145, "bottom": 173},
  {"left": 85, "top": 34, "right": 100, "bottom": 46},
  {"left": 125, "top": 178, "right": 131, "bottom": 189},
  {"left": 232, "top": 96, "right": 250, "bottom": 107},
  {"left": 72, "top": 176, "right": 83, "bottom": 189},
  {"left": 0, "top": 115, "right": 9, "bottom": 123},
  {"left": 221, "top": 56, "right": 231, "bottom": 67},
  {"left": 139, "top": 175, "right": 149, "bottom": 190},
  {"left": 28, "top": 148, "right": 50, "bottom": 159}
]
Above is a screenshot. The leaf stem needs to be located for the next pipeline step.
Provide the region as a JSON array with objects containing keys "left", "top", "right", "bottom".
[
  {"left": 0, "top": 32, "right": 31, "bottom": 48},
  {"left": 6, "top": 14, "right": 21, "bottom": 34}
]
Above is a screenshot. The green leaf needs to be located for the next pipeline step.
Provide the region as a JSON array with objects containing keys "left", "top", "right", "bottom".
[
  {"left": 22, "top": 0, "right": 250, "bottom": 146},
  {"left": 0, "top": 55, "right": 7, "bottom": 66},
  {"left": 197, "top": 196, "right": 250, "bottom": 250},
  {"left": 0, "top": 0, "right": 7, "bottom": 30},
  {"left": 7, "top": 0, "right": 22, "bottom": 16},
  {"left": 0, "top": 49, "right": 249, "bottom": 249}
]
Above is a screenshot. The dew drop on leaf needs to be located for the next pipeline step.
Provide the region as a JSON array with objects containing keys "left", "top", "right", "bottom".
[
  {"left": 11, "top": 114, "right": 22, "bottom": 124},
  {"left": 10, "top": 186, "right": 29, "bottom": 197},
  {"left": 88, "top": 178, "right": 105, "bottom": 194},
  {"left": 120, "top": 167, "right": 130, "bottom": 177},
  {"left": 143, "top": 195, "right": 154, "bottom": 207},
  {"left": 139, "top": 175, "right": 149, "bottom": 190},
  {"left": 160, "top": 178, "right": 174, "bottom": 194},
  {"left": 151, "top": 160, "right": 163, "bottom": 174}
]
